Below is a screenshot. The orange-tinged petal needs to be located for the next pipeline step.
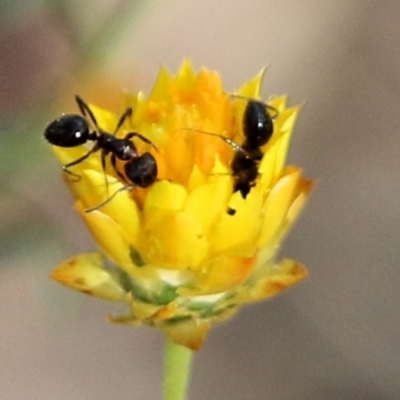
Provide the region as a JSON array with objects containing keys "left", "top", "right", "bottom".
[
  {"left": 162, "top": 319, "right": 211, "bottom": 351},
  {"left": 50, "top": 253, "right": 127, "bottom": 301},
  {"left": 239, "top": 259, "right": 308, "bottom": 303}
]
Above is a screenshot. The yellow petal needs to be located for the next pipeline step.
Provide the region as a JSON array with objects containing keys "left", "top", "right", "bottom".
[
  {"left": 175, "top": 58, "right": 197, "bottom": 91},
  {"left": 258, "top": 167, "right": 301, "bottom": 248},
  {"left": 258, "top": 105, "right": 300, "bottom": 189},
  {"left": 181, "top": 254, "right": 257, "bottom": 295},
  {"left": 286, "top": 179, "right": 315, "bottom": 224},
  {"left": 144, "top": 180, "right": 187, "bottom": 215},
  {"left": 273, "top": 106, "right": 301, "bottom": 177},
  {"left": 268, "top": 95, "right": 288, "bottom": 112},
  {"left": 76, "top": 201, "right": 137, "bottom": 274},
  {"left": 79, "top": 169, "right": 141, "bottom": 241},
  {"left": 210, "top": 184, "right": 264, "bottom": 257},
  {"left": 148, "top": 65, "right": 173, "bottom": 102},
  {"left": 143, "top": 210, "right": 208, "bottom": 269},
  {"left": 237, "top": 68, "right": 266, "bottom": 98},
  {"left": 184, "top": 173, "right": 232, "bottom": 235}
]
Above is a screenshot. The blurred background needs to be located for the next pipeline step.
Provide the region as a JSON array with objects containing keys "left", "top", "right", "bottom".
[{"left": 1, "top": 0, "right": 400, "bottom": 399}]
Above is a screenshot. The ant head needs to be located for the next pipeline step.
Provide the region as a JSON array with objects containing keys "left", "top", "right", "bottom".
[
  {"left": 44, "top": 114, "right": 89, "bottom": 147},
  {"left": 124, "top": 153, "right": 158, "bottom": 188}
]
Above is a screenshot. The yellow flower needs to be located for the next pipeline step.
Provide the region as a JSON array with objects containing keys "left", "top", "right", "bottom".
[{"left": 49, "top": 60, "right": 313, "bottom": 350}]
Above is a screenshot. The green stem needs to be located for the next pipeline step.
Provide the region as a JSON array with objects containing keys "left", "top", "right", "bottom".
[{"left": 163, "top": 339, "right": 194, "bottom": 400}]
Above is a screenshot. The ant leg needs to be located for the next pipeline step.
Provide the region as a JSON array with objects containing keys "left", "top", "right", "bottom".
[
  {"left": 76, "top": 95, "right": 133, "bottom": 137},
  {"left": 84, "top": 184, "right": 136, "bottom": 213},
  {"left": 100, "top": 149, "right": 110, "bottom": 196},
  {"left": 125, "top": 132, "right": 158, "bottom": 151},
  {"left": 110, "top": 152, "right": 128, "bottom": 183},
  {"left": 229, "top": 94, "right": 279, "bottom": 119},
  {"left": 116, "top": 169, "right": 127, "bottom": 183},
  {"left": 62, "top": 144, "right": 99, "bottom": 177}
]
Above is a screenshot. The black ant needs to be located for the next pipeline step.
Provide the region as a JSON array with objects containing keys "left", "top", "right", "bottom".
[
  {"left": 44, "top": 95, "right": 157, "bottom": 211},
  {"left": 179, "top": 98, "right": 276, "bottom": 213},
  {"left": 230, "top": 97, "right": 275, "bottom": 198}
]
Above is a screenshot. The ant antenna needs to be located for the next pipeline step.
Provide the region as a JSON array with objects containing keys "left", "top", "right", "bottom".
[
  {"left": 124, "top": 131, "right": 159, "bottom": 152},
  {"left": 75, "top": 95, "right": 101, "bottom": 130},
  {"left": 75, "top": 94, "right": 134, "bottom": 137},
  {"left": 113, "top": 106, "right": 133, "bottom": 135},
  {"left": 175, "top": 128, "right": 249, "bottom": 155}
]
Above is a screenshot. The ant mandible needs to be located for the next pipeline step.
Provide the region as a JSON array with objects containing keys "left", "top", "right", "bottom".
[{"left": 44, "top": 96, "right": 157, "bottom": 211}]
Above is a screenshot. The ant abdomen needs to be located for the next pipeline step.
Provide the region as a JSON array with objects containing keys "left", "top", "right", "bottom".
[
  {"left": 124, "top": 153, "right": 158, "bottom": 188},
  {"left": 242, "top": 99, "right": 274, "bottom": 148}
]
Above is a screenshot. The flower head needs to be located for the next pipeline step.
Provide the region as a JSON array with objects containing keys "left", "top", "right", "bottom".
[{"left": 49, "top": 60, "right": 313, "bottom": 350}]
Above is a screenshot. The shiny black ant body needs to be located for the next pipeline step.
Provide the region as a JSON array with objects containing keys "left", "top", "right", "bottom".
[
  {"left": 44, "top": 96, "right": 157, "bottom": 211},
  {"left": 231, "top": 98, "right": 275, "bottom": 198},
  {"left": 178, "top": 97, "right": 276, "bottom": 214},
  {"left": 188, "top": 99, "right": 275, "bottom": 194},
  {"left": 221, "top": 98, "right": 276, "bottom": 215}
]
